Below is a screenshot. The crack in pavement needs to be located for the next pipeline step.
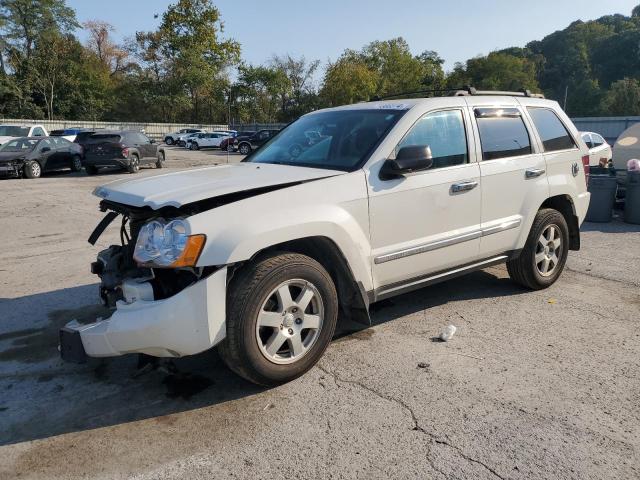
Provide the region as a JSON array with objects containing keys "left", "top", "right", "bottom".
[
  {"left": 565, "top": 266, "right": 640, "bottom": 287},
  {"left": 316, "top": 363, "right": 506, "bottom": 480}
]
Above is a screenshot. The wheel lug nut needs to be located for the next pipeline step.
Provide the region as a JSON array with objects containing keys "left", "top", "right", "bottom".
[
  {"left": 292, "top": 307, "right": 298, "bottom": 313},
  {"left": 279, "top": 325, "right": 283, "bottom": 329},
  {"left": 288, "top": 328, "right": 294, "bottom": 335},
  {"left": 295, "top": 318, "right": 302, "bottom": 325}
]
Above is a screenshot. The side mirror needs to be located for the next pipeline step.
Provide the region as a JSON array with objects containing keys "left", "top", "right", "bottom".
[
  {"left": 41, "top": 146, "right": 51, "bottom": 153},
  {"left": 380, "top": 145, "right": 433, "bottom": 179}
]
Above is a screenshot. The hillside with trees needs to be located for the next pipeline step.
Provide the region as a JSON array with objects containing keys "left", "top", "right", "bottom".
[{"left": 0, "top": 0, "right": 639, "bottom": 124}]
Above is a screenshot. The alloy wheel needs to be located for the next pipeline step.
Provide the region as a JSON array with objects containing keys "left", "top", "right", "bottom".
[{"left": 535, "top": 224, "right": 562, "bottom": 277}]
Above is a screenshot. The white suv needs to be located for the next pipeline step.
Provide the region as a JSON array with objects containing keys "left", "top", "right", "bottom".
[{"left": 60, "top": 89, "right": 591, "bottom": 386}]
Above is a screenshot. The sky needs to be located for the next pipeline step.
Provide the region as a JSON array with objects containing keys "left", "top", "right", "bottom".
[{"left": 68, "top": 0, "right": 639, "bottom": 75}]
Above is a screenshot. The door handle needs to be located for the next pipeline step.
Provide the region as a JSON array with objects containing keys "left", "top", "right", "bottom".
[
  {"left": 525, "top": 168, "right": 545, "bottom": 179},
  {"left": 450, "top": 180, "right": 478, "bottom": 193}
]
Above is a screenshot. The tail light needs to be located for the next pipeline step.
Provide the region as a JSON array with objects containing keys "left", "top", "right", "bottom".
[
  {"left": 581, "top": 155, "right": 590, "bottom": 187},
  {"left": 122, "top": 147, "right": 130, "bottom": 158}
]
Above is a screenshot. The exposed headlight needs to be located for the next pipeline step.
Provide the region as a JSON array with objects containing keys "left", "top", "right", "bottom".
[{"left": 133, "top": 218, "right": 205, "bottom": 268}]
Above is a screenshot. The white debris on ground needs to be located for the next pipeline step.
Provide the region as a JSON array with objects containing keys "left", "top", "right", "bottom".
[{"left": 439, "top": 325, "right": 457, "bottom": 342}]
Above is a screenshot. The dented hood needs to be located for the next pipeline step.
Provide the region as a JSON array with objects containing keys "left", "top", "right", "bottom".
[{"left": 92, "top": 163, "right": 344, "bottom": 209}]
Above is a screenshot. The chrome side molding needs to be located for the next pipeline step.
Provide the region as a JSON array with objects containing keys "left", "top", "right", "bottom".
[{"left": 374, "top": 218, "right": 521, "bottom": 265}]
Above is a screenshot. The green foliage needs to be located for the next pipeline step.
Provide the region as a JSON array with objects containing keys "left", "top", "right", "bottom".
[
  {"left": 602, "top": 78, "right": 640, "bottom": 115},
  {"left": 447, "top": 52, "right": 540, "bottom": 91}
]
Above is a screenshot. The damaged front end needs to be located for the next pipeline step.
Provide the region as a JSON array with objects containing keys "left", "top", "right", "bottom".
[{"left": 59, "top": 200, "right": 228, "bottom": 363}]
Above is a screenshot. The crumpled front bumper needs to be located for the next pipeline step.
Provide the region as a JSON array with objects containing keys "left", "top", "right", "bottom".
[{"left": 60, "top": 267, "right": 228, "bottom": 361}]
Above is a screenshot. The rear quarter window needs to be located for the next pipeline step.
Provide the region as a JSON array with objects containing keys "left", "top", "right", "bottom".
[
  {"left": 528, "top": 108, "right": 576, "bottom": 152},
  {"left": 475, "top": 108, "right": 532, "bottom": 160}
]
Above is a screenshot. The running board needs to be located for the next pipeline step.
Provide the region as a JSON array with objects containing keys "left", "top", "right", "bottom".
[{"left": 373, "top": 255, "right": 511, "bottom": 302}]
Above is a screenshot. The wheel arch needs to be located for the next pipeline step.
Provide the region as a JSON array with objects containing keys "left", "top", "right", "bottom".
[
  {"left": 231, "top": 236, "right": 371, "bottom": 326},
  {"left": 539, "top": 194, "right": 580, "bottom": 250}
]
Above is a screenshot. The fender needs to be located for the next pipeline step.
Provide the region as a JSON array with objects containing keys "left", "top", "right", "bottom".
[{"left": 187, "top": 171, "right": 374, "bottom": 293}]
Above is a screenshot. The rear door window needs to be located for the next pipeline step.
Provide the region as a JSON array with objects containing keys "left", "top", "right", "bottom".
[
  {"left": 475, "top": 108, "right": 532, "bottom": 160},
  {"left": 527, "top": 108, "right": 576, "bottom": 152},
  {"left": 592, "top": 134, "right": 605, "bottom": 147},
  {"left": 581, "top": 133, "right": 594, "bottom": 149},
  {"left": 88, "top": 134, "right": 121, "bottom": 143}
]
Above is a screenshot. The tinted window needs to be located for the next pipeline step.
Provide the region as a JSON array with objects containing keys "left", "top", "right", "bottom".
[
  {"left": 528, "top": 108, "right": 576, "bottom": 152},
  {"left": 581, "top": 133, "right": 594, "bottom": 149},
  {"left": 396, "top": 110, "right": 468, "bottom": 169},
  {"left": 475, "top": 108, "right": 532, "bottom": 160},
  {"left": 592, "top": 134, "right": 605, "bottom": 147},
  {"left": 0, "top": 138, "right": 38, "bottom": 151},
  {"left": 87, "top": 134, "right": 121, "bottom": 143},
  {"left": 37, "top": 138, "right": 54, "bottom": 151},
  {"left": 52, "top": 137, "right": 71, "bottom": 147}
]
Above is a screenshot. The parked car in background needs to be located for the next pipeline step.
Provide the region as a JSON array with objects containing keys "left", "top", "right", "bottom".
[
  {"left": 164, "top": 128, "right": 203, "bottom": 145},
  {"left": 81, "top": 130, "right": 165, "bottom": 175},
  {"left": 234, "top": 129, "right": 280, "bottom": 155},
  {"left": 0, "top": 124, "right": 48, "bottom": 145},
  {"left": 188, "top": 131, "right": 231, "bottom": 150},
  {"left": 50, "top": 127, "right": 95, "bottom": 142},
  {"left": 0, "top": 136, "right": 83, "bottom": 179},
  {"left": 580, "top": 131, "right": 612, "bottom": 167},
  {"left": 177, "top": 132, "right": 204, "bottom": 148},
  {"left": 221, "top": 131, "right": 254, "bottom": 152}
]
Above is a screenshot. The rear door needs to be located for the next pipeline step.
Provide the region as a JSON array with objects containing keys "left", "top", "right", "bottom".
[
  {"left": 51, "top": 137, "right": 72, "bottom": 168},
  {"left": 36, "top": 138, "right": 57, "bottom": 171},
  {"left": 466, "top": 98, "right": 549, "bottom": 258}
]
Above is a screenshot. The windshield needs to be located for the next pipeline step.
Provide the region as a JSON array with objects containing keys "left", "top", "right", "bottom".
[
  {"left": 0, "top": 137, "right": 38, "bottom": 152},
  {"left": 0, "top": 126, "right": 30, "bottom": 137},
  {"left": 246, "top": 109, "right": 407, "bottom": 171}
]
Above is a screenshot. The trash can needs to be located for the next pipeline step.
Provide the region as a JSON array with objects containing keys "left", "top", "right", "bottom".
[
  {"left": 624, "top": 171, "right": 640, "bottom": 224},
  {"left": 585, "top": 174, "right": 618, "bottom": 223}
]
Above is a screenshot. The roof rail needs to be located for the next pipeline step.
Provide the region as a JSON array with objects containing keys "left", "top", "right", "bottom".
[
  {"left": 453, "top": 86, "right": 545, "bottom": 98},
  {"left": 370, "top": 85, "right": 545, "bottom": 101}
]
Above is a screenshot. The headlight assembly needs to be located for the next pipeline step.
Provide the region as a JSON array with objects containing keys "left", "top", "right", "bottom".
[{"left": 133, "top": 218, "right": 205, "bottom": 268}]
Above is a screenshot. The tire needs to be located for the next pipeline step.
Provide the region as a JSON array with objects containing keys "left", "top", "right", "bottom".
[
  {"left": 156, "top": 150, "right": 165, "bottom": 168},
  {"left": 85, "top": 165, "right": 98, "bottom": 175},
  {"left": 227, "top": 144, "right": 235, "bottom": 153},
  {"left": 507, "top": 208, "right": 570, "bottom": 290},
  {"left": 191, "top": 142, "right": 199, "bottom": 151},
  {"left": 218, "top": 252, "right": 338, "bottom": 386},
  {"left": 127, "top": 154, "right": 140, "bottom": 174},
  {"left": 165, "top": 137, "right": 174, "bottom": 145},
  {"left": 238, "top": 143, "right": 251, "bottom": 155},
  {"left": 23, "top": 160, "right": 41, "bottom": 179},
  {"left": 70, "top": 155, "right": 82, "bottom": 172}
]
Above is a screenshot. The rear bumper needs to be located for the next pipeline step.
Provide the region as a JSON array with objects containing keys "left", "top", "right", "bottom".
[
  {"left": 576, "top": 191, "right": 591, "bottom": 225},
  {"left": 60, "top": 267, "right": 228, "bottom": 360},
  {"left": 83, "top": 157, "right": 131, "bottom": 168}
]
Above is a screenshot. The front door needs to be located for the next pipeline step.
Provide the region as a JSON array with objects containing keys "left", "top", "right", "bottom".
[{"left": 368, "top": 108, "right": 482, "bottom": 291}]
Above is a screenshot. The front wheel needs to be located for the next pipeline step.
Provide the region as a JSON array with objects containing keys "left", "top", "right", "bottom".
[
  {"left": 23, "top": 160, "right": 41, "bottom": 179},
  {"left": 218, "top": 252, "right": 338, "bottom": 386},
  {"left": 156, "top": 150, "right": 165, "bottom": 168},
  {"left": 165, "top": 137, "right": 174, "bottom": 145},
  {"left": 227, "top": 144, "right": 235, "bottom": 153},
  {"left": 507, "top": 208, "right": 569, "bottom": 290}
]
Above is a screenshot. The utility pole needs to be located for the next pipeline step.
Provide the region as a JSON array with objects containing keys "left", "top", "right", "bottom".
[{"left": 563, "top": 85, "right": 569, "bottom": 111}]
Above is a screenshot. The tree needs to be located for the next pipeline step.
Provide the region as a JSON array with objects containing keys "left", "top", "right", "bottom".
[
  {"left": 0, "top": 0, "right": 78, "bottom": 59},
  {"left": 270, "top": 54, "right": 320, "bottom": 121},
  {"left": 320, "top": 56, "right": 378, "bottom": 106},
  {"left": 601, "top": 78, "right": 640, "bottom": 115},
  {"left": 83, "top": 20, "right": 130, "bottom": 76},
  {"left": 448, "top": 52, "right": 540, "bottom": 92},
  {"left": 156, "top": 0, "right": 240, "bottom": 122}
]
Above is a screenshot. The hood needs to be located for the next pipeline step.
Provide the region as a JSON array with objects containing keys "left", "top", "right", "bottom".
[
  {"left": 0, "top": 151, "right": 26, "bottom": 163},
  {"left": 93, "top": 162, "right": 344, "bottom": 209}
]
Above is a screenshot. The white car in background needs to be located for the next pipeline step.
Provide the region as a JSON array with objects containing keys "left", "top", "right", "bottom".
[
  {"left": 580, "top": 131, "right": 612, "bottom": 167},
  {"left": 188, "top": 131, "right": 231, "bottom": 150},
  {"left": 0, "top": 124, "right": 48, "bottom": 145},
  {"left": 163, "top": 128, "right": 204, "bottom": 145}
]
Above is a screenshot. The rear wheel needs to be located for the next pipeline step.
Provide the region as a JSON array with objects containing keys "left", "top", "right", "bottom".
[
  {"left": 165, "top": 137, "right": 174, "bottom": 145},
  {"left": 156, "top": 150, "right": 165, "bottom": 168},
  {"left": 507, "top": 208, "right": 569, "bottom": 290},
  {"left": 23, "top": 160, "right": 41, "bottom": 179},
  {"left": 191, "top": 142, "right": 199, "bottom": 150},
  {"left": 227, "top": 144, "right": 235, "bottom": 153},
  {"left": 218, "top": 252, "right": 338, "bottom": 386},
  {"left": 127, "top": 154, "right": 140, "bottom": 174},
  {"left": 238, "top": 143, "right": 251, "bottom": 155},
  {"left": 70, "top": 155, "right": 82, "bottom": 172}
]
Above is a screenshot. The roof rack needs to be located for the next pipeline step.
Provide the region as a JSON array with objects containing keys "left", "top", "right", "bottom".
[{"left": 371, "top": 85, "right": 545, "bottom": 101}]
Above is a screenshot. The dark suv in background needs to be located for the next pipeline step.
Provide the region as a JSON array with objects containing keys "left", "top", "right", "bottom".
[
  {"left": 234, "top": 129, "right": 280, "bottom": 155},
  {"left": 79, "top": 130, "right": 165, "bottom": 174}
]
